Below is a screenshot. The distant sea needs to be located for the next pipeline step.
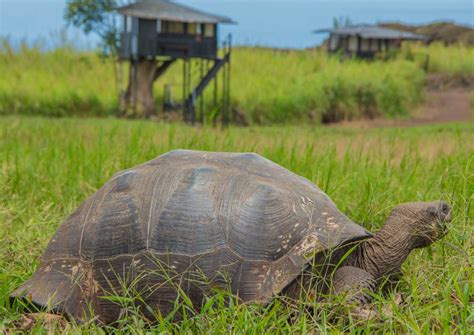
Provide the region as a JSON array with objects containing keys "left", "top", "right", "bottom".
[{"left": 1, "top": 0, "right": 473, "bottom": 50}]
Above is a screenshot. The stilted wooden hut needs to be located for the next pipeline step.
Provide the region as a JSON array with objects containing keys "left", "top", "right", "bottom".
[
  {"left": 315, "top": 25, "right": 428, "bottom": 58},
  {"left": 117, "top": 0, "right": 236, "bottom": 124}
]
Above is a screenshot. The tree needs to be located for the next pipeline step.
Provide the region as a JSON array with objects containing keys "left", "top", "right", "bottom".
[
  {"left": 65, "top": 0, "right": 121, "bottom": 56},
  {"left": 332, "top": 16, "right": 353, "bottom": 29},
  {"left": 65, "top": 0, "right": 157, "bottom": 118}
]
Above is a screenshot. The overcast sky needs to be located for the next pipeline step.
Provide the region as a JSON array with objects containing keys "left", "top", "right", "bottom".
[{"left": 1, "top": 0, "right": 472, "bottom": 49}]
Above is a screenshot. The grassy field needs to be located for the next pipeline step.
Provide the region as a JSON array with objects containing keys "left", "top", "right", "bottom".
[
  {"left": 2, "top": 41, "right": 471, "bottom": 124},
  {"left": 3, "top": 40, "right": 464, "bottom": 123},
  {"left": 399, "top": 43, "right": 474, "bottom": 76},
  {"left": 0, "top": 116, "right": 472, "bottom": 333}
]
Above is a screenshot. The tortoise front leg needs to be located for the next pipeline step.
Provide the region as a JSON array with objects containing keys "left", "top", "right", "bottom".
[
  {"left": 331, "top": 266, "right": 379, "bottom": 320},
  {"left": 332, "top": 266, "right": 377, "bottom": 305}
]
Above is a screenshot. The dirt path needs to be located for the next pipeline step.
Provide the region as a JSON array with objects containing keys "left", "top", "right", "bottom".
[
  {"left": 334, "top": 75, "right": 473, "bottom": 129},
  {"left": 411, "top": 87, "right": 472, "bottom": 123}
]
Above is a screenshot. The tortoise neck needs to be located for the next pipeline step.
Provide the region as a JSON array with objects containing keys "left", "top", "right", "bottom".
[{"left": 351, "top": 216, "right": 416, "bottom": 280}]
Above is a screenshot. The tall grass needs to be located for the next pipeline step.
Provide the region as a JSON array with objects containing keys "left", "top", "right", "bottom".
[
  {"left": 400, "top": 42, "right": 474, "bottom": 75},
  {"left": 0, "top": 117, "right": 472, "bottom": 333},
  {"left": 0, "top": 40, "right": 433, "bottom": 123},
  {"left": 206, "top": 47, "right": 424, "bottom": 123},
  {"left": 0, "top": 42, "right": 117, "bottom": 117},
  {"left": 424, "top": 43, "right": 474, "bottom": 75}
]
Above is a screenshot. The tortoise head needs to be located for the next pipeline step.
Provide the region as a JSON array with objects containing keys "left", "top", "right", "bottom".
[{"left": 387, "top": 201, "right": 452, "bottom": 248}]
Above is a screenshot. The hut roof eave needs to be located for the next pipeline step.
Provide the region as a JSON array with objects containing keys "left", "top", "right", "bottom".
[
  {"left": 314, "top": 25, "right": 428, "bottom": 41},
  {"left": 117, "top": 0, "right": 236, "bottom": 24}
]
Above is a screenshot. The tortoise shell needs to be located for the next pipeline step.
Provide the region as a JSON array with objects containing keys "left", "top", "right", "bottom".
[{"left": 12, "top": 150, "right": 370, "bottom": 323}]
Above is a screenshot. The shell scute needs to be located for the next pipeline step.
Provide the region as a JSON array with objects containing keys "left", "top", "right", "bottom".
[
  {"left": 149, "top": 166, "right": 227, "bottom": 255},
  {"left": 81, "top": 172, "right": 146, "bottom": 260},
  {"left": 228, "top": 182, "right": 308, "bottom": 261}
]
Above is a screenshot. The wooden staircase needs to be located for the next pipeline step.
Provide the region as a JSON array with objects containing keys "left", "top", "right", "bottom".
[{"left": 184, "top": 52, "right": 230, "bottom": 124}]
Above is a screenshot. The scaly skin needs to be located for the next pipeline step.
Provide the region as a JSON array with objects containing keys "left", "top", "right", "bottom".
[
  {"left": 332, "top": 201, "right": 452, "bottom": 306},
  {"left": 332, "top": 266, "right": 376, "bottom": 304}
]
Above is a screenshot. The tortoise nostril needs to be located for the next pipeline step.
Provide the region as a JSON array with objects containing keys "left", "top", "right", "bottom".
[
  {"left": 441, "top": 203, "right": 451, "bottom": 215},
  {"left": 442, "top": 204, "right": 449, "bottom": 214},
  {"left": 439, "top": 202, "right": 452, "bottom": 222}
]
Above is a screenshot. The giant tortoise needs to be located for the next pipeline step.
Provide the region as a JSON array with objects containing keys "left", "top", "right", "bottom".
[{"left": 11, "top": 150, "right": 451, "bottom": 323}]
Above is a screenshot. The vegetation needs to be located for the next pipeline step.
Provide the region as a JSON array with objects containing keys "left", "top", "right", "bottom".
[
  {"left": 0, "top": 43, "right": 117, "bottom": 118},
  {"left": 65, "top": 0, "right": 122, "bottom": 57},
  {"left": 1, "top": 39, "right": 472, "bottom": 124},
  {"left": 399, "top": 43, "right": 474, "bottom": 76},
  {"left": 0, "top": 41, "right": 418, "bottom": 123},
  {"left": 0, "top": 117, "right": 472, "bottom": 333},
  {"left": 382, "top": 22, "right": 474, "bottom": 46},
  {"left": 216, "top": 47, "right": 425, "bottom": 123}
]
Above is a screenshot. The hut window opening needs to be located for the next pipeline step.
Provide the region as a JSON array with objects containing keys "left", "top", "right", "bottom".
[
  {"left": 348, "top": 36, "right": 358, "bottom": 52},
  {"left": 370, "top": 39, "right": 379, "bottom": 52},
  {"left": 360, "top": 38, "right": 370, "bottom": 52},
  {"left": 187, "top": 23, "right": 201, "bottom": 35},
  {"left": 163, "top": 21, "right": 185, "bottom": 34},
  {"left": 204, "top": 24, "right": 215, "bottom": 38}
]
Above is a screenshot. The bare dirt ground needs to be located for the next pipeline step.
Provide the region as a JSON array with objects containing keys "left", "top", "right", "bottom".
[{"left": 334, "top": 75, "right": 473, "bottom": 129}]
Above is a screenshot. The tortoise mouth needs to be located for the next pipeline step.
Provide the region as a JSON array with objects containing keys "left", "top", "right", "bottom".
[
  {"left": 437, "top": 204, "right": 452, "bottom": 237},
  {"left": 437, "top": 217, "right": 451, "bottom": 238},
  {"left": 439, "top": 223, "right": 449, "bottom": 237}
]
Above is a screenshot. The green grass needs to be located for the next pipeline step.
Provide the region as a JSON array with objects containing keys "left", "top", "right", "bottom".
[
  {"left": 209, "top": 47, "right": 424, "bottom": 123},
  {"left": 396, "top": 43, "right": 474, "bottom": 77},
  {"left": 420, "top": 43, "right": 474, "bottom": 75},
  {"left": 0, "top": 43, "right": 117, "bottom": 118},
  {"left": 0, "top": 116, "right": 472, "bottom": 333},
  {"left": 1, "top": 40, "right": 472, "bottom": 124},
  {"left": 0, "top": 41, "right": 430, "bottom": 123}
]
